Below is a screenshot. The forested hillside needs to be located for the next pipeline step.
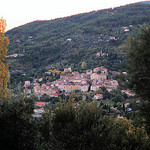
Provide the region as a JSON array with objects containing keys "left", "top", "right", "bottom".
[
  {"left": 6, "top": 3, "right": 150, "bottom": 74},
  {"left": 142, "top": 1, "right": 150, "bottom": 4}
]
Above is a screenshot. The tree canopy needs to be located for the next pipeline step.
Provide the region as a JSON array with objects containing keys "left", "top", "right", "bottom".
[
  {"left": 127, "top": 25, "right": 150, "bottom": 100},
  {"left": 127, "top": 25, "right": 150, "bottom": 132}
]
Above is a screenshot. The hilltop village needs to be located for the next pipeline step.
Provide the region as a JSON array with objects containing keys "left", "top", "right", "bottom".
[{"left": 24, "top": 66, "right": 119, "bottom": 99}]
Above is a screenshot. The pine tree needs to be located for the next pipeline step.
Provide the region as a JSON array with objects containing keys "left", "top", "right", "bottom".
[{"left": 0, "top": 18, "right": 9, "bottom": 98}]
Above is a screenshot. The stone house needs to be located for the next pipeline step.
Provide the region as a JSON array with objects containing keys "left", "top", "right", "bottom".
[
  {"left": 78, "top": 84, "right": 89, "bottom": 92},
  {"left": 35, "top": 102, "right": 46, "bottom": 108},
  {"left": 64, "top": 68, "right": 72, "bottom": 72},
  {"left": 93, "top": 94, "right": 103, "bottom": 100},
  {"left": 24, "top": 81, "right": 31, "bottom": 87},
  {"left": 93, "top": 66, "right": 108, "bottom": 74},
  {"left": 86, "top": 69, "right": 93, "bottom": 75},
  {"left": 60, "top": 75, "right": 70, "bottom": 80},
  {"left": 104, "top": 80, "right": 118, "bottom": 91},
  {"left": 91, "top": 73, "right": 107, "bottom": 81},
  {"left": 63, "top": 84, "right": 79, "bottom": 93},
  {"left": 110, "top": 80, "right": 119, "bottom": 89},
  {"left": 40, "top": 84, "right": 59, "bottom": 97},
  {"left": 121, "top": 90, "right": 135, "bottom": 97},
  {"left": 33, "top": 84, "right": 59, "bottom": 97},
  {"left": 72, "top": 71, "right": 80, "bottom": 76},
  {"left": 91, "top": 82, "right": 104, "bottom": 91}
]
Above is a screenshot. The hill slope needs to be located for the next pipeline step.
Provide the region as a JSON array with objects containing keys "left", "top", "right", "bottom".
[
  {"left": 141, "top": 1, "right": 150, "bottom": 4},
  {"left": 6, "top": 3, "right": 150, "bottom": 73}
]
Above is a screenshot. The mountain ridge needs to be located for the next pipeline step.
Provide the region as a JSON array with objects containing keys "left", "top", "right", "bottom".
[{"left": 141, "top": 1, "right": 150, "bottom": 4}]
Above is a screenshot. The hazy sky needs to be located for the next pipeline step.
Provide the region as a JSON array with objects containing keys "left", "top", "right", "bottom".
[{"left": 0, "top": 0, "right": 146, "bottom": 31}]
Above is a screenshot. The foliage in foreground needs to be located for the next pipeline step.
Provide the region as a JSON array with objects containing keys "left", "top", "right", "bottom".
[
  {"left": 0, "top": 18, "right": 9, "bottom": 98},
  {"left": 127, "top": 25, "right": 150, "bottom": 133},
  {"left": 0, "top": 96, "right": 36, "bottom": 150},
  {"left": 0, "top": 96, "right": 149, "bottom": 150}
]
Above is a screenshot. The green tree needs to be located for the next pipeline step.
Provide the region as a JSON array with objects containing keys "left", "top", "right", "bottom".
[
  {"left": 127, "top": 25, "right": 150, "bottom": 132},
  {"left": 81, "top": 61, "right": 87, "bottom": 69},
  {"left": 95, "top": 87, "right": 103, "bottom": 94},
  {"left": 113, "top": 94, "right": 125, "bottom": 103},
  {"left": 103, "top": 90, "right": 110, "bottom": 100},
  {"left": 38, "top": 106, "right": 53, "bottom": 149},
  {"left": 0, "top": 96, "right": 37, "bottom": 150},
  {"left": 41, "top": 100, "right": 149, "bottom": 150},
  {"left": 87, "top": 91, "right": 93, "bottom": 100},
  {"left": 127, "top": 25, "right": 150, "bottom": 101}
]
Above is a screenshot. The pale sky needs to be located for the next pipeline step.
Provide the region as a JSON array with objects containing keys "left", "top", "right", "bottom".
[{"left": 0, "top": 0, "right": 147, "bottom": 31}]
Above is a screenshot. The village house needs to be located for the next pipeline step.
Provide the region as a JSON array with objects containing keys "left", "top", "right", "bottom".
[
  {"left": 81, "top": 79, "right": 89, "bottom": 85},
  {"left": 64, "top": 68, "right": 72, "bottom": 73},
  {"left": 86, "top": 69, "right": 93, "bottom": 75},
  {"left": 106, "top": 87, "right": 113, "bottom": 92},
  {"left": 56, "top": 83, "right": 65, "bottom": 92},
  {"left": 117, "top": 115, "right": 124, "bottom": 119},
  {"left": 34, "top": 82, "right": 40, "bottom": 86},
  {"left": 38, "top": 78, "right": 43, "bottom": 82},
  {"left": 124, "top": 28, "right": 129, "bottom": 32},
  {"left": 121, "top": 90, "right": 135, "bottom": 97},
  {"left": 104, "top": 80, "right": 119, "bottom": 92},
  {"left": 90, "top": 73, "right": 97, "bottom": 80},
  {"left": 63, "top": 83, "right": 79, "bottom": 93},
  {"left": 72, "top": 71, "right": 80, "bottom": 76},
  {"left": 51, "top": 79, "right": 64, "bottom": 87},
  {"left": 108, "top": 36, "right": 116, "bottom": 40},
  {"left": 122, "top": 72, "right": 128, "bottom": 75},
  {"left": 91, "top": 73, "right": 107, "bottom": 81},
  {"left": 45, "top": 71, "right": 51, "bottom": 75},
  {"left": 24, "top": 81, "right": 32, "bottom": 95},
  {"left": 81, "top": 73, "right": 90, "bottom": 79},
  {"left": 109, "top": 80, "right": 119, "bottom": 89},
  {"left": 24, "top": 88, "right": 32, "bottom": 95},
  {"left": 33, "top": 85, "right": 41, "bottom": 97},
  {"left": 78, "top": 84, "right": 89, "bottom": 92},
  {"left": 110, "top": 107, "right": 118, "bottom": 111},
  {"left": 93, "top": 68, "right": 100, "bottom": 73},
  {"left": 136, "top": 100, "right": 140, "bottom": 103},
  {"left": 91, "top": 82, "right": 104, "bottom": 91},
  {"left": 35, "top": 102, "right": 46, "bottom": 108},
  {"left": 100, "top": 51, "right": 107, "bottom": 57},
  {"left": 104, "top": 80, "right": 111, "bottom": 86},
  {"left": 82, "top": 94, "right": 87, "bottom": 100},
  {"left": 24, "top": 81, "right": 30, "bottom": 87},
  {"left": 93, "top": 66, "right": 108, "bottom": 74},
  {"left": 96, "top": 51, "right": 107, "bottom": 57},
  {"left": 69, "top": 77, "right": 82, "bottom": 83},
  {"left": 66, "top": 38, "right": 72, "bottom": 41},
  {"left": 93, "top": 94, "right": 103, "bottom": 100},
  {"left": 60, "top": 75, "right": 71, "bottom": 80},
  {"left": 96, "top": 52, "right": 101, "bottom": 57},
  {"left": 33, "top": 84, "right": 59, "bottom": 97},
  {"left": 7, "top": 53, "right": 18, "bottom": 58},
  {"left": 41, "top": 84, "right": 59, "bottom": 97},
  {"left": 124, "top": 103, "right": 130, "bottom": 108},
  {"left": 110, "top": 71, "right": 121, "bottom": 76}
]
